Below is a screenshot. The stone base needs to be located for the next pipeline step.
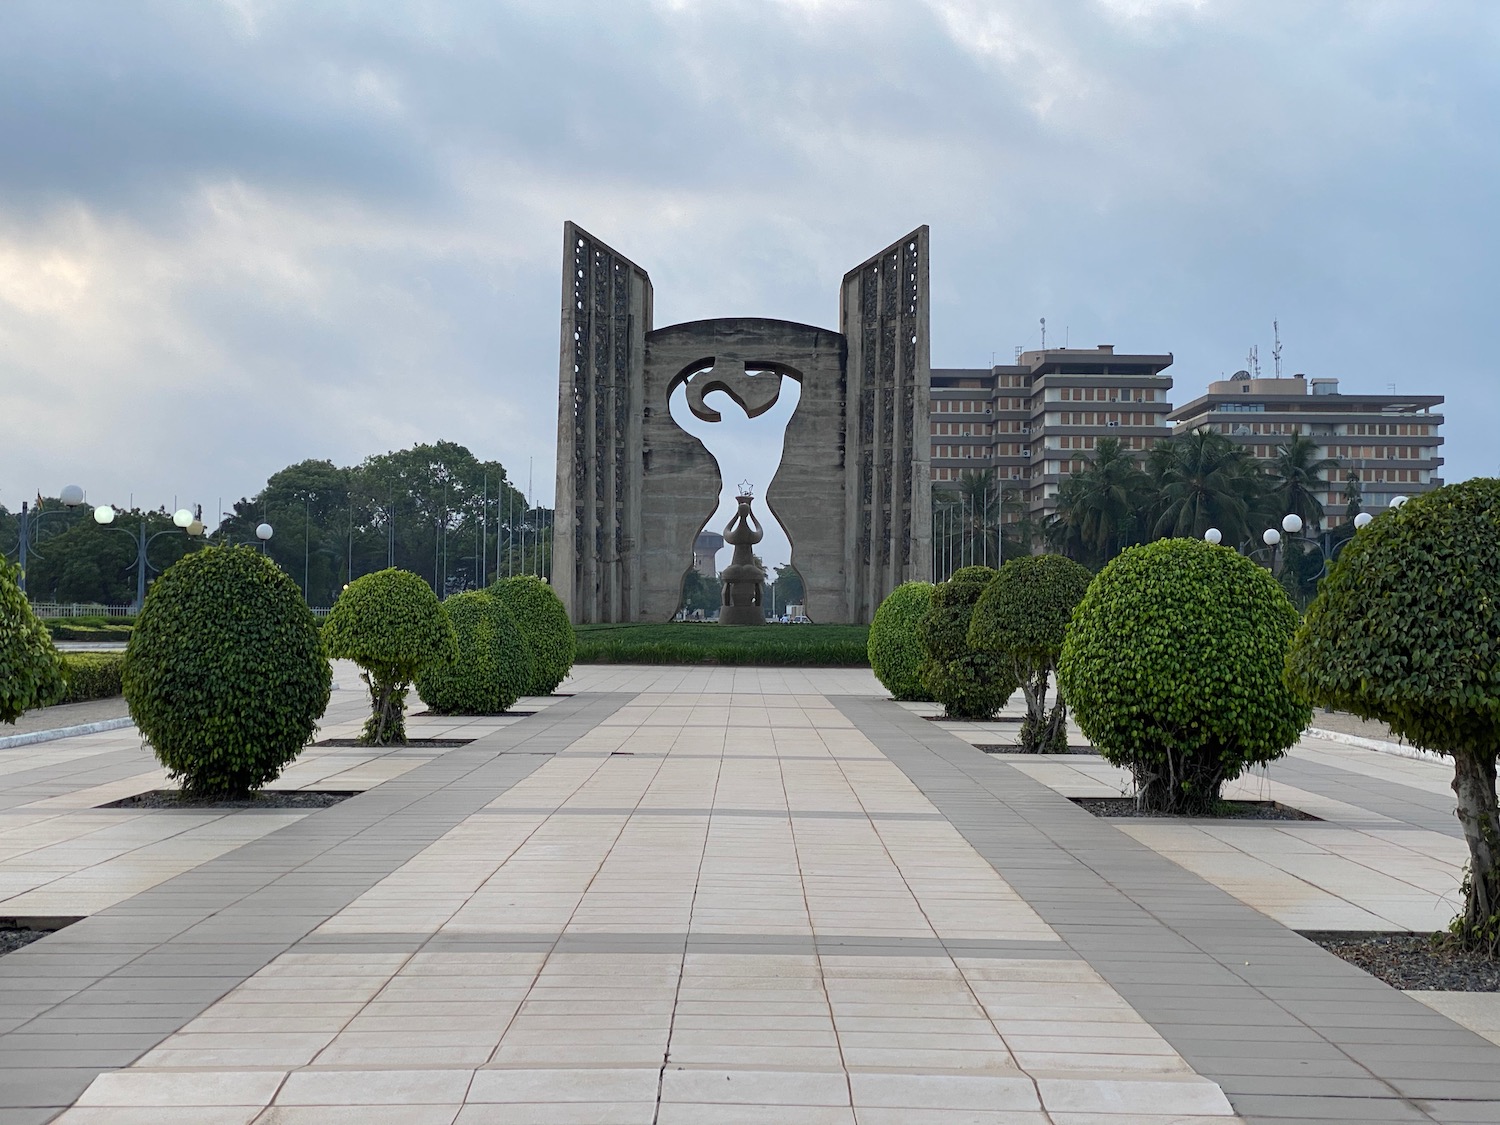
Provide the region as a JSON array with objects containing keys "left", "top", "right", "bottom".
[{"left": 718, "top": 605, "right": 765, "bottom": 626}]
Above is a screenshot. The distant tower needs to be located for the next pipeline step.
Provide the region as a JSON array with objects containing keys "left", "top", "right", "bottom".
[{"left": 1272, "top": 320, "right": 1283, "bottom": 378}]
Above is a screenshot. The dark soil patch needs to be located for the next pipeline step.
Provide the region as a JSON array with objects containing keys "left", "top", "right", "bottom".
[
  {"left": 2, "top": 916, "right": 81, "bottom": 958},
  {"left": 923, "top": 714, "right": 1022, "bottom": 723},
  {"left": 314, "top": 737, "right": 474, "bottom": 748},
  {"left": 975, "top": 743, "right": 1099, "bottom": 756},
  {"left": 1302, "top": 931, "right": 1500, "bottom": 991},
  {"left": 101, "top": 790, "right": 357, "bottom": 810},
  {"left": 0, "top": 929, "right": 49, "bottom": 956},
  {"left": 1070, "top": 796, "right": 1320, "bottom": 821},
  {"left": 411, "top": 710, "right": 536, "bottom": 719}
]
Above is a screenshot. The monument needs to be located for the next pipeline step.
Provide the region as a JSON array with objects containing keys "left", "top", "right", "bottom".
[
  {"left": 555, "top": 222, "right": 931, "bottom": 624},
  {"left": 718, "top": 485, "right": 767, "bottom": 626}
]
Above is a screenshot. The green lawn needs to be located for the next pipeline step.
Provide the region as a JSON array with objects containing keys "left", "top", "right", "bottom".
[{"left": 574, "top": 622, "right": 869, "bottom": 666}]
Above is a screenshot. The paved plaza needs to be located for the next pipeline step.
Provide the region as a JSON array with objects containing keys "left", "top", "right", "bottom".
[{"left": 2, "top": 666, "right": 1499, "bottom": 1123}]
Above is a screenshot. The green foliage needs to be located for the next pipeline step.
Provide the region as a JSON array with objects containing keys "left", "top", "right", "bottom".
[
  {"left": 969, "top": 555, "right": 1092, "bottom": 752},
  {"left": 1286, "top": 479, "right": 1500, "bottom": 951},
  {"left": 680, "top": 568, "right": 719, "bottom": 615},
  {"left": 0, "top": 560, "right": 67, "bottom": 723},
  {"left": 416, "top": 592, "right": 530, "bottom": 714},
  {"left": 491, "top": 575, "right": 575, "bottom": 694},
  {"left": 1058, "top": 538, "right": 1309, "bottom": 814},
  {"left": 44, "top": 617, "right": 134, "bottom": 641},
  {"left": 121, "top": 546, "right": 331, "bottom": 796},
  {"left": 324, "top": 567, "right": 457, "bottom": 744},
  {"left": 60, "top": 652, "right": 125, "bottom": 703},
  {"left": 574, "top": 623, "right": 869, "bottom": 665},
  {"left": 26, "top": 506, "right": 205, "bottom": 604},
  {"left": 919, "top": 566, "right": 1014, "bottom": 719},
  {"left": 868, "top": 582, "right": 935, "bottom": 700}
]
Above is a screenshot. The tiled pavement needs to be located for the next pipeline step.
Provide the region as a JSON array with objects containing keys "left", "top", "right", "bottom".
[{"left": 0, "top": 665, "right": 1495, "bottom": 1123}]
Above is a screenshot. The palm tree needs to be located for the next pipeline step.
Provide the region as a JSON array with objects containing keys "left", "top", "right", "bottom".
[
  {"left": 1153, "top": 429, "right": 1263, "bottom": 545},
  {"left": 1053, "top": 438, "right": 1149, "bottom": 566},
  {"left": 1268, "top": 434, "right": 1339, "bottom": 531},
  {"left": 933, "top": 470, "right": 1002, "bottom": 576}
]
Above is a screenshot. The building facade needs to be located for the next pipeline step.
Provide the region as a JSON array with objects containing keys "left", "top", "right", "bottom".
[
  {"left": 930, "top": 346, "right": 1175, "bottom": 521},
  {"left": 1169, "top": 374, "right": 1445, "bottom": 526}
]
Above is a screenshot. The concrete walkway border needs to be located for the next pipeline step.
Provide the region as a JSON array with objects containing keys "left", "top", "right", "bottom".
[{"left": 0, "top": 719, "right": 134, "bottom": 751}]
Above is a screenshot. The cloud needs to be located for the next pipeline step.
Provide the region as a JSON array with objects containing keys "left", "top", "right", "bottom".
[{"left": 1, "top": 0, "right": 1496, "bottom": 534}]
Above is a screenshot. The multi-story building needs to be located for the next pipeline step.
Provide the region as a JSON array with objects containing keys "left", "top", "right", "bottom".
[
  {"left": 930, "top": 346, "right": 1175, "bottom": 522},
  {"left": 1169, "top": 374, "right": 1445, "bottom": 526}
]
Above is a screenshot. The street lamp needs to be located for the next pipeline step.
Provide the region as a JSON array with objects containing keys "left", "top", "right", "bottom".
[
  {"left": 255, "top": 523, "right": 273, "bottom": 552},
  {"left": 1204, "top": 528, "right": 1222, "bottom": 545},
  {"left": 5, "top": 486, "right": 88, "bottom": 596},
  {"left": 94, "top": 503, "right": 208, "bottom": 610}
]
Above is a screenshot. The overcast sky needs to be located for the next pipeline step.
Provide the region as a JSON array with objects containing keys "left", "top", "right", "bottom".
[{"left": 2, "top": 0, "right": 1496, "bottom": 572}]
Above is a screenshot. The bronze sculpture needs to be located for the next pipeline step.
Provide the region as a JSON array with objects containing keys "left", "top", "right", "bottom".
[{"left": 718, "top": 486, "right": 767, "bottom": 625}]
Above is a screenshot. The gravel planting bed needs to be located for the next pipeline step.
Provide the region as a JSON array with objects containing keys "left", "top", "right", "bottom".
[
  {"left": 1071, "top": 796, "right": 1320, "bottom": 821},
  {"left": 102, "top": 790, "right": 357, "bottom": 810},
  {"left": 315, "top": 737, "right": 474, "bottom": 747},
  {"left": 0, "top": 929, "right": 48, "bottom": 957},
  {"left": 975, "top": 743, "right": 1098, "bottom": 756},
  {"left": 1302, "top": 931, "right": 1500, "bottom": 991}
]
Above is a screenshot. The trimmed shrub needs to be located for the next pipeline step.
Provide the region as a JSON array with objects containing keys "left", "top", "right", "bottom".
[
  {"left": 0, "top": 560, "right": 66, "bottom": 723},
  {"left": 573, "top": 623, "right": 869, "bottom": 666},
  {"left": 60, "top": 652, "right": 125, "bottom": 703},
  {"left": 491, "top": 575, "right": 575, "bottom": 695},
  {"left": 1058, "top": 538, "right": 1309, "bottom": 815},
  {"left": 918, "top": 566, "right": 1014, "bottom": 719},
  {"left": 1286, "top": 479, "right": 1500, "bottom": 952},
  {"left": 969, "top": 555, "right": 1093, "bottom": 753},
  {"left": 122, "top": 546, "right": 331, "bottom": 797},
  {"left": 416, "top": 592, "right": 531, "bottom": 714},
  {"left": 323, "top": 568, "right": 456, "bottom": 745},
  {"left": 868, "top": 582, "right": 935, "bottom": 700}
]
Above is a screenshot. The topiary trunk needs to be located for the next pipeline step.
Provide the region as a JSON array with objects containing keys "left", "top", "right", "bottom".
[
  {"left": 1131, "top": 744, "right": 1230, "bottom": 817},
  {"left": 361, "top": 672, "right": 409, "bottom": 746},
  {"left": 1017, "top": 668, "right": 1068, "bottom": 754},
  {"left": 1451, "top": 748, "right": 1500, "bottom": 954}
]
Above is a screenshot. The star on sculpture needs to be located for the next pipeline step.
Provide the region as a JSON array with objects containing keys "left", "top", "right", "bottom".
[{"left": 738, "top": 480, "right": 754, "bottom": 498}]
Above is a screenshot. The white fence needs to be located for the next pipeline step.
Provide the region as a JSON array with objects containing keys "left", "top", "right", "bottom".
[
  {"left": 31, "top": 602, "right": 332, "bottom": 618},
  {"left": 29, "top": 603, "right": 135, "bottom": 618}
]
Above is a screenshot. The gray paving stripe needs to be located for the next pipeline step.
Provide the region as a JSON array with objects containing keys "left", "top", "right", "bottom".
[
  {"left": 1274, "top": 751, "right": 1463, "bottom": 837},
  {"left": 0, "top": 747, "right": 159, "bottom": 812},
  {"left": 292, "top": 929, "right": 1077, "bottom": 958},
  {"left": 832, "top": 695, "right": 1500, "bottom": 1125},
  {"left": 471, "top": 805, "right": 947, "bottom": 820},
  {"left": 0, "top": 691, "right": 635, "bottom": 1119}
]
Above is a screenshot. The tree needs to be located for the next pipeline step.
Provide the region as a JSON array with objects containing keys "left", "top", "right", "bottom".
[
  {"left": 1059, "top": 538, "right": 1309, "bottom": 814},
  {"left": 918, "top": 565, "right": 1013, "bottom": 719},
  {"left": 680, "top": 568, "right": 719, "bottom": 616},
  {"left": 323, "top": 568, "right": 457, "bottom": 745},
  {"left": 121, "top": 547, "right": 330, "bottom": 796},
  {"left": 1152, "top": 429, "right": 1265, "bottom": 546},
  {"left": 415, "top": 592, "right": 531, "bottom": 715},
  {"left": 771, "top": 565, "right": 804, "bottom": 613},
  {"left": 1051, "top": 438, "right": 1149, "bottom": 566},
  {"left": 868, "top": 581, "right": 935, "bottom": 701},
  {"left": 1269, "top": 434, "right": 1339, "bottom": 532},
  {"left": 491, "top": 575, "right": 575, "bottom": 695},
  {"left": 969, "top": 555, "right": 1093, "bottom": 752},
  {"left": 933, "top": 470, "right": 1002, "bottom": 573},
  {"left": 1286, "top": 480, "right": 1500, "bottom": 953},
  {"left": 22, "top": 503, "right": 203, "bottom": 605},
  {"left": 0, "top": 559, "right": 66, "bottom": 722}
]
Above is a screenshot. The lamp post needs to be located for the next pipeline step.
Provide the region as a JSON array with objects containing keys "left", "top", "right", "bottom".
[
  {"left": 6, "top": 485, "right": 88, "bottom": 596},
  {"left": 93, "top": 504, "right": 208, "bottom": 610},
  {"left": 1208, "top": 507, "right": 1382, "bottom": 582}
]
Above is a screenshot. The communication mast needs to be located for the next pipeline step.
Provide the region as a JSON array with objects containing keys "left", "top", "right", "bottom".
[
  {"left": 1272, "top": 320, "right": 1283, "bottom": 378},
  {"left": 1246, "top": 345, "right": 1260, "bottom": 379}
]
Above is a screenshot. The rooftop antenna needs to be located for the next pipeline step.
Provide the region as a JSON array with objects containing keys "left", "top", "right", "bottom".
[
  {"left": 1388, "top": 382, "right": 1397, "bottom": 394},
  {"left": 1040, "top": 317, "right": 1046, "bottom": 349},
  {"left": 1247, "top": 345, "right": 1260, "bottom": 379},
  {"left": 1272, "top": 320, "right": 1283, "bottom": 378},
  {"left": 1013, "top": 346, "right": 1022, "bottom": 362},
  {"left": 1065, "top": 325, "right": 1070, "bottom": 348}
]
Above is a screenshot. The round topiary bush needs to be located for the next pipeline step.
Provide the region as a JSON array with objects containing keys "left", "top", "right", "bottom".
[
  {"left": 1058, "top": 538, "right": 1309, "bottom": 815},
  {"left": 918, "top": 565, "right": 1013, "bottom": 719},
  {"left": 969, "top": 554, "right": 1093, "bottom": 753},
  {"left": 0, "top": 559, "right": 66, "bottom": 724},
  {"left": 416, "top": 591, "right": 532, "bottom": 715},
  {"left": 323, "top": 568, "right": 456, "bottom": 745},
  {"left": 491, "top": 575, "right": 575, "bottom": 696},
  {"left": 1286, "top": 479, "right": 1500, "bottom": 952},
  {"left": 868, "top": 582, "right": 935, "bottom": 701},
  {"left": 121, "top": 546, "right": 330, "bottom": 796}
]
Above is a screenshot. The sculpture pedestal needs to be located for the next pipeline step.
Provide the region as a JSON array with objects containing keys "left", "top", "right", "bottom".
[{"left": 719, "top": 602, "right": 764, "bottom": 626}]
